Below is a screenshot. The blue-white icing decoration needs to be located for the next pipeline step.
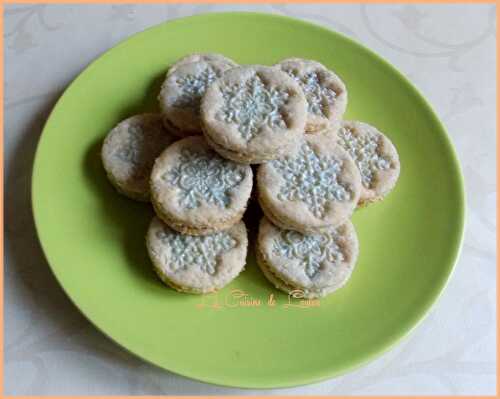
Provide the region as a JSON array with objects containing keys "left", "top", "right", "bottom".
[
  {"left": 116, "top": 124, "right": 144, "bottom": 168},
  {"left": 165, "top": 148, "right": 246, "bottom": 209},
  {"left": 273, "top": 229, "right": 344, "bottom": 279},
  {"left": 284, "top": 69, "right": 336, "bottom": 117},
  {"left": 216, "top": 75, "right": 290, "bottom": 140},
  {"left": 337, "top": 126, "right": 390, "bottom": 188},
  {"left": 174, "top": 67, "right": 218, "bottom": 110},
  {"left": 156, "top": 227, "right": 236, "bottom": 275},
  {"left": 272, "top": 143, "right": 351, "bottom": 218}
]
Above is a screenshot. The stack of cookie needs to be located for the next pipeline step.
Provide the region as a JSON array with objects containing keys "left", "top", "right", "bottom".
[{"left": 101, "top": 53, "right": 400, "bottom": 298}]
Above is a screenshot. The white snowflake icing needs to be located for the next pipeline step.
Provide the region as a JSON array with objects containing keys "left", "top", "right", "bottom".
[
  {"left": 337, "top": 127, "right": 391, "bottom": 188},
  {"left": 164, "top": 148, "right": 246, "bottom": 209},
  {"left": 115, "top": 124, "right": 145, "bottom": 168},
  {"left": 174, "top": 67, "right": 219, "bottom": 110},
  {"left": 284, "top": 69, "right": 336, "bottom": 117},
  {"left": 273, "top": 229, "right": 344, "bottom": 279},
  {"left": 156, "top": 227, "right": 236, "bottom": 275},
  {"left": 216, "top": 75, "right": 290, "bottom": 140},
  {"left": 272, "top": 143, "right": 351, "bottom": 218}
]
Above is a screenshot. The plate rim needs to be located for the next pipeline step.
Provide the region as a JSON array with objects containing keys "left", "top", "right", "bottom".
[{"left": 31, "top": 11, "right": 466, "bottom": 388}]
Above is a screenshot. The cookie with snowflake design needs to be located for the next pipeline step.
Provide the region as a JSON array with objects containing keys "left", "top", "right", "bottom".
[
  {"left": 166, "top": 53, "right": 237, "bottom": 77},
  {"left": 101, "top": 114, "right": 176, "bottom": 201},
  {"left": 200, "top": 65, "right": 307, "bottom": 164},
  {"left": 275, "top": 58, "right": 348, "bottom": 133},
  {"left": 334, "top": 121, "right": 400, "bottom": 206},
  {"left": 257, "top": 133, "right": 361, "bottom": 232},
  {"left": 257, "top": 217, "right": 358, "bottom": 298},
  {"left": 147, "top": 216, "right": 248, "bottom": 294},
  {"left": 158, "top": 57, "right": 236, "bottom": 137},
  {"left": 150, "top": 136, "right": 253, "bottom": 235}
]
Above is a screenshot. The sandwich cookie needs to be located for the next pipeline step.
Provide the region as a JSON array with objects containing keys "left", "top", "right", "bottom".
[
  {"left": 275, "top": 58, "right": 347, "bottom": 133},
  {"left": 257, "top": 133, "right": 361, "bottom": 233},
  {"left": 147, "top": 216, "right": 248, "bottom": 294},
  {"left": 101, "top": 113, "right": 176, "bottom": 201},
  {"left": 201, "top": 65, "right": 307, "bottom": 164},
  {"left": 257, "top": 217, "right": 359, "bottom": 299},
  {"left": 150, "top": 136, "right": 253, "bottom": 235},
  {"left": 159, "top": 57, "right": 236, "bottom": 137},
  {"left": 336, "top": 121, "right": 400, "bottom": 206}
]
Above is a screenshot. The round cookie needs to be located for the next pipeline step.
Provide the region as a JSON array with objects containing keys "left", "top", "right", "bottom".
[
  {"left": 150, "top": 136, "right": 253, "bottom": 235},
  {"left": 201, "top": 65, "right": 307, "bottom": 164},
  {"left": 147, "top": 216, "right": 248, "bottom": 294},
  {"left": 101, "top": 113, "right": 176, "bottom": 201},
  {"left": 159, "top": 58, "right": 236, "bottom": 137},
  {"left": 167, "top": 53, "right": 237, "bottom": 76},
  {"left": 257, "top": 134, "right": 361, "bottom": 233},
  {"left": 257, "top": 217, "right": 359, "bottom": 299},
  {"left": 335, "top": 121, "right": 400, "bottom": 206},
  {"left": 275, "top": 58, "right": 347, "bottom": 133}
]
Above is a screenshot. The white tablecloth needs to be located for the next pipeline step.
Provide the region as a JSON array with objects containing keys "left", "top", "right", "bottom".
[{"left": 4, "top": 4, "right": 496, "bottom": 395}]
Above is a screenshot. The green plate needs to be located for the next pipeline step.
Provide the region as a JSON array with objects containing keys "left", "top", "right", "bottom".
[{"left": 32, "top": 12, "right": 465, "bottom": 388}]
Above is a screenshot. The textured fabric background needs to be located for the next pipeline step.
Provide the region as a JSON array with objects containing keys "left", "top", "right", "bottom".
[{"left": 4, "top": 4, "right": 496, "bottom": 395}]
